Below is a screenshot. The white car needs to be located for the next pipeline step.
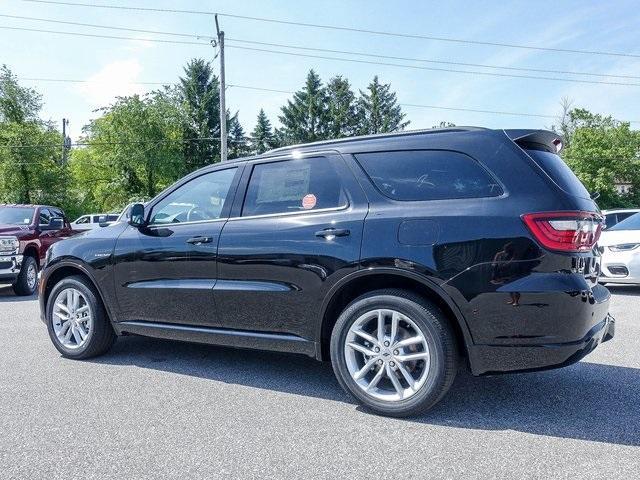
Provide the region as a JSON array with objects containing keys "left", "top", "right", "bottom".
[
  {"left": 602, "top": 208, "right": 640, "bottom": 230},
  {"left": 599, "top": 213, "right": 640, "bottom": 284},
  {"left": 70, "top": 213, "right": 119, "bottom": 231}
]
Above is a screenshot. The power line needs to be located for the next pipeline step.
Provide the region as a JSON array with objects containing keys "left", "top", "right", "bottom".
[
  {"left": 22, "top": 0, "right": 640, "bottom": 58},
  {"left": 3, "top": 14, "right": 639, "bottom": 80},
  {"left": 15, "top": 77, "right": 640, "bottom": 124},
  {"left": 4, "top": 26, "right": 640, "bottom": 87}
]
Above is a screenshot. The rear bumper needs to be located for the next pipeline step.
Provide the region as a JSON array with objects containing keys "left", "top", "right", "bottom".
[
  {"left": 468, "top": 313, "right": 615, "bottom": 375},
  {"left": 0, "top": 254, "right": 23, "bottom": 283}
]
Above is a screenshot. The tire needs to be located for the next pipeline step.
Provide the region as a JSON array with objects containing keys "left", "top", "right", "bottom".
[
  {"left": 330, "top": 289, "right": 458, "bottom": 417},
  {"left": 46, "top": 275, "right": 116, "bottom": 359},
  {"left": 12, "top": 255, "right": 38, "bottom": 296}
]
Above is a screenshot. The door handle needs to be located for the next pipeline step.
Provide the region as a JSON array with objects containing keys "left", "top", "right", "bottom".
[
  {"left": 315, "top": 228, "right": 350, "bottom": 238},
  {"left": 186, "top": 236, "right": 213, "bottom": 245}
]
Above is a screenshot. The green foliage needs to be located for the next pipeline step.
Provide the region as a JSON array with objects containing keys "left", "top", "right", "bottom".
[
  {"left": 279, "top": 69, "right": 330, "bottom": 144},
  {"left": 357, "top": 75, "right": 409, "bottom": 135},
  {"left": 228, "top": 112, "right": 250, "bottom": 159},
  {"left": 250, "top": 109, "right": 278, "bottom": 154},
  {"left": 559, "top": 108, "right": 640, "bottom": 209},
  {"left": 0, "top": 64, "right": 43, "bottom": 123},
  {"left": 70, "top": 89, "right": 185, "bottom": 213},
  {"left": 326, "top": 76, "right": 359, "bottom": 138},
  {"left": 178, "top": 59, "right": 221, "bottom": 169}
]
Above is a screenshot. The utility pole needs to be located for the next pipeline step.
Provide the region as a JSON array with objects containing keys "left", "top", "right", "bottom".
[
  {"left": 61, "top": 118, "right": 71, "bottom": 165},
  {"left": 215, "top": 14, "right": 227, "bottom": 162}
]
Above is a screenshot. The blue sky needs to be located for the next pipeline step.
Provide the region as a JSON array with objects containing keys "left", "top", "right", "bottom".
[{"left": 1, "top": 0, "right": 639, "bottom": 140}]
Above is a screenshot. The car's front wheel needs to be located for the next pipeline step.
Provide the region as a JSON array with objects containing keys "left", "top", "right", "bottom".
[
  {"left": 12, "top": 255, "right": 38, "bottom": 296},
  {"left": 330, "top": 289, "right": 458, "bottom": 417},
  {"left": 46, "top": 275, "right": 116, "bottom": 359}
]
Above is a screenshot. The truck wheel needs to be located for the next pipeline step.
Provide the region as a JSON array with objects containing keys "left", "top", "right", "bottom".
[
  {"left": 330, "top": 289, "right": 458, "bottom": 417},
  {"left": 12, "top": 256, "right": 38, "bottom": 296},
  {"left": 46, "top": 275, "right": 116, "bottom": 359}
]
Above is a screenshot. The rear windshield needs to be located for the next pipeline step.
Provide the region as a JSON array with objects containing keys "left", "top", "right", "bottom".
[
  {"left": 525, "top": 148, "right": 591, "bottom": 199},
  {"left": 609, "top": 212, "right": 640, "bottom": 231}
]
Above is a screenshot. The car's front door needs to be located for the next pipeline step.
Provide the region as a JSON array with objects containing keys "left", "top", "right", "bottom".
[
  {"left": 113, "top": 166, "right": 242, "bottom": 326},
  {"left": 215, "top": 152, "right": 368, "bottom": 342}
]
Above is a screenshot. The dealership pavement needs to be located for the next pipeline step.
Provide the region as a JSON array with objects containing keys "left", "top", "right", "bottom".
[{"left": 0, "top": 285, "right": 639, "bottom": 479}]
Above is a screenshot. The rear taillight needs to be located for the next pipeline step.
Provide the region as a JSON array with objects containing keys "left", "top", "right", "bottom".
[{"left": 522, "top": 211, "right": 603, "bottom": 252}]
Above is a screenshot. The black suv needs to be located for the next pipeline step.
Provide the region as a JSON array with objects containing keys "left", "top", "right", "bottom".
[{"left": 40, "top": 128, "right": 614, "bottom": 417}]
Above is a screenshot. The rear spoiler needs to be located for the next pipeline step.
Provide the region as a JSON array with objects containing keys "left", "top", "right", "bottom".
[{"left": 503, "top": 129, "right": 565, "bottom": 154}]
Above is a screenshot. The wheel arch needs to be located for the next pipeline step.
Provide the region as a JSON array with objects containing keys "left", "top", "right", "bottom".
[
  {"left": 318, "top": 268, "right": 472, "bottom": 362},
  {"left": 42, "top": 261, "right": 114, "bottom": 322},
  {"left": 22, "top": 243, "right": 40, "bottom": 267}
]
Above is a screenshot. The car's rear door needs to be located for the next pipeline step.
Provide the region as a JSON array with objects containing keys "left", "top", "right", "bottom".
[{"left": 215, "top": 151, "right": 368, "bottom": 343}]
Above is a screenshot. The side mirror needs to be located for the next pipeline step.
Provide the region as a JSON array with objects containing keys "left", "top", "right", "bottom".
[
  {"left": 46, "top": 218, "right": 64, "bottom": 230},
  {"left": 98, "top": 215, "right": 109, "bottom": 227},
  {"left": 128, "top": 203, "right": 146, "bottom": 227}
]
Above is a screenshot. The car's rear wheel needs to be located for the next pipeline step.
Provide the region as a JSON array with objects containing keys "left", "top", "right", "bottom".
[
  {"left": 330, "top": 289, "right": 458, "bottom": 417},
  {"left": 46, "top": 275, "right": 116, "bottom": 359},
  {"left": 12, "top": 255, "right": 38, "bottom": 296}
]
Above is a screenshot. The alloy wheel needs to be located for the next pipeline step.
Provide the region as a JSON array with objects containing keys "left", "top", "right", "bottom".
[
  {"left": 344, "top": 309, "right": 431, "bottom": 401},
  {"left": 52, "top": 288, "right": 93, "bottom": 350},
  {"left": 26, "top": 263, "right": 37, "bottom": 290}
]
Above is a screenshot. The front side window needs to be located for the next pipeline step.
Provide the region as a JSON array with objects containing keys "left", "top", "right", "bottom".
[
  {"left": 149, "top": 168, "right": 237, "bottom": 225},
  {"left": 39, "top": 209, "right": 51, "bottom": 226},
  {"left": 355, "top": 150, "right": 502, "bottom": 201},
  {"left": 242, "top": 157, "right": 347, "bottom": 217},
  {"left": 76, "top": 216, "right": 90, "bottom": 224}
]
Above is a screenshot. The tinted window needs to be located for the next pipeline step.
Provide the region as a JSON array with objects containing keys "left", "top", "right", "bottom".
[
  {"left": 150, "top": 168, "right": 237, "bottom": 225},
  {"left": 355, "top": 150, "right": 502, "bottom": 201},
  {"left": 39, "top": 209, "right": 51, "bottom": 225},
  {"left": 242, "top": 157, "right": 347, "bottom": 216},
  {"left": 604, "top": 213, "right": 618, "bottom": 229},
  {"left": 525, "top": 149, "right": 591, "bottom": 199},
  {"left": 107, "top": 215, "right": 119, "bottom": 222},
  {"left": 50, "top": 208, "right": 64, "bottom": 219},
  {"left": 610, "top": 213, "right": 640, "bottom": 231},
  {"left": 75, "top": 216, "right": 90, "bottom": 224}
]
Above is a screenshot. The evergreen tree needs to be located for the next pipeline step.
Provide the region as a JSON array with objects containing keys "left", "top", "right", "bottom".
[
  {"left": 326, "top": 76, "right": 358, "bottom": 138},
  {"left": 279, "top": 69, "right": 329, "bottom": 144},
  {"left": 178, "top": 58, "right": 220, "bottom": 170},
  {"left": 250, "top": 109, "right": 277, "bottom": 154},
  {"left": 357, "top": 76, "right": 409, "bottom": 135},
  {"left": 228, "top": 112, "right": 250, "bottom": 159}
]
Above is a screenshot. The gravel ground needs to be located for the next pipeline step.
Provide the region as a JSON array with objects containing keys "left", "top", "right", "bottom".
[{"left": 0, "top": 283, "right": 639, "bottom": 479}]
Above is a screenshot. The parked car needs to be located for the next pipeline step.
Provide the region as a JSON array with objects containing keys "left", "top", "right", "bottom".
[
  {"left": 39, "top": 128, "right": 614, "bottom": 417},
  {"left": 602, "top": 208, "right": 640, "bottom": 230},
  {"left": 70, "top": 213, "right": 119, "bottom": 231},
  {"left": 599, "top": 212, "right": 640, "bottom": 285},
  {"left": 0, "top": 204, "right": 75, "bottom": 296}
]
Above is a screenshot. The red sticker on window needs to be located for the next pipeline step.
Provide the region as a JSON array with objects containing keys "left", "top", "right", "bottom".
[{"left": 302, "top": 194, "right": 317, "bottom": 210}]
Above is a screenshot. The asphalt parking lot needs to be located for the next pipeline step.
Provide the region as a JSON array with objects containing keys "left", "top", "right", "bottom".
[{"left": 1, "top": 285, "right": 639, "bottom": 479}]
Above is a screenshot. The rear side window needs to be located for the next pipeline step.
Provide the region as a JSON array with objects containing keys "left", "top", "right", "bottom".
[
  {"left": 524, "top": 148, "right": 590, "bottom": 200},
  {"left": 242, "top": 157, "right": 347, "bottom": 216},
  {"left": 355, "top": 150, "right": 502, "bottom": 201}
]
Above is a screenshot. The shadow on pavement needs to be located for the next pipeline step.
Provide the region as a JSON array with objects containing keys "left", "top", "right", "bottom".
[
  {"left": 0, "top": 285, "right": 37, "bottom": 303},
  {"left": 92, "top": 335, "right": 640, "bottom": 447}
]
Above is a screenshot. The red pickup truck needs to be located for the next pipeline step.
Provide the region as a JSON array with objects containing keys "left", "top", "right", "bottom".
[{"left": 0, "top": 204, "right": 75, "bottom": 296}]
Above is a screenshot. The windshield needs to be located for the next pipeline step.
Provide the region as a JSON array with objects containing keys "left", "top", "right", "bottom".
[
  {"left": 0, "top": 207, "right": 35, "bottom": 225},
  {"left": 609, "top": 212, "right": 640, "bottom": 231}
]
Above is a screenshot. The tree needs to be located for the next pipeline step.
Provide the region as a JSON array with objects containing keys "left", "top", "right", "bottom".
[
  {"left": 228, "top": 112, "right": 250, "bottom": 159},
  {"left": 178, "top": 58, "right": 221, "bottom": 170},
  {"left": 357, "top": 76, "right": 409, "bottom": 135},
  {"left": 433, "top": 121, "right": 456, "bottom": 128},
  {"left": 70, "top": 89, "right": 184, "bottom": 212},
  {"left": 0, "top": 64, "right": 42, "bottom": 123},
  {"left": 560, "top": 108, "right": 640, "bottom": 209},
  {"left": 326, "top": 76, "right": 358, "bottom": 138},
  {"left": 250, "top": 109, "right": 277, "bottom": 154},
  {"left": 0, "top": 65, "right": 68, "bottom": 207},
  {"left": 279, "top": 69, "right": 329, "bottom": 144}
]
